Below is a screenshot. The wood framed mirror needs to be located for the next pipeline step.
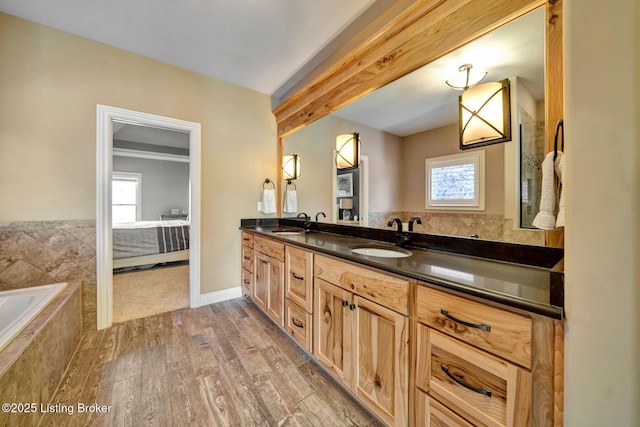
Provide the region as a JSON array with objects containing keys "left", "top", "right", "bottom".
[{"left": 273, "top": 0, "right": 563, "bottom": 247}]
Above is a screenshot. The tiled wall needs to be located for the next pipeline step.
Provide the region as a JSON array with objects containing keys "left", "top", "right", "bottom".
[
  {"left": 0, "top": 220, "right": 97, "bottom": 330},
  {"left": 369, "top": 212, "right": 545, "bottom": 246}
]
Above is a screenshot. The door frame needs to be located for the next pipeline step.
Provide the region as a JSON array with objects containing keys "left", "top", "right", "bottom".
[{"left": 96, "top": 104, "right": 201, "bottom": 330}]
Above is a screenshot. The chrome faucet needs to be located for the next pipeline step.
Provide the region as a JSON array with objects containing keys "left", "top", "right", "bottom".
[
  {"left": 387, "top": 218, "right": 410, "bottom": 247},
  {"left": 408, "top": 217, "right": 422, "bottom": 232},
  {"left": 315, "top": 212, "right": 326, "bottom": 222}
]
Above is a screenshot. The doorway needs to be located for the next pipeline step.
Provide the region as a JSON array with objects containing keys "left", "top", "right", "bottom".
[{"left": 96, "top": 105, "right": 201, "bottom": 330}]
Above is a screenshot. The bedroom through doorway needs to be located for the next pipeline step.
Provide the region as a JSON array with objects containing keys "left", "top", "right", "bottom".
[
  {"left": 96, "top": 105, "right": 201, "bottom": 330},
  {"left": 111, "top": 122, "right": 191, "bottom": 322}
]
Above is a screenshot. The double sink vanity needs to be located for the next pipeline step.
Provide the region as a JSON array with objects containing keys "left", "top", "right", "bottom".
[{"left": 240, "top": 218, "right": 564, "bottom": 427}]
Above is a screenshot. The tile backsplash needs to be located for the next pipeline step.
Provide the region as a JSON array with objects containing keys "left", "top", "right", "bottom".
[
  {"left": 369, "top": 211, "right": 545, "bottom": 246},
  {"left": 0, "top": 220, "right": 97, "bottom": 330}
]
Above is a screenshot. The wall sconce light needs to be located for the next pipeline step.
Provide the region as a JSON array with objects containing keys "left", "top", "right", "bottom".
[
  {"left": 336, "top": 132, "right": 360, "bottom": 169},
  {"left": 459, "top": 79, "right": 511, "bottom": 149},
  {"left": 282, "top": 154, "right": 300, "bottom": 180}
]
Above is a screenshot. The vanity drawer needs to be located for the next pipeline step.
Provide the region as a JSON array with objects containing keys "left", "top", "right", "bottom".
[
  {"left": 416, "top": 390, "right": 473, "bottom": 427},
  {"left": 241, "top": 231, "right": 254, "bottom": 248},
  {"left": 241, "top": 246, "right": 254, "bottom": 273},
  {"left": 418, "top": 327, "right": 531, "bottom": 427},
  {"left": 254, "top": 236, "right": 285, "bottom": 261},
  {"left": 314, "top": 254, "right": 409, "bottom": 315},
  {"left": 285, "top": 298, "right": 312, "bottom": 353},
  {"left": 416, "top": 285, "right": 532, "bottom": 368},
  {"left": 241, "top": 269, "right": 253, "bottom": 297},
  {"left": 286, "top": 246, "right": 314, "bottom": 313}
]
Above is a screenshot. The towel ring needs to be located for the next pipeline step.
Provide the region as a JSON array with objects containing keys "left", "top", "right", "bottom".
[
  {"left": 286, "top": 180, "right": 296, "bottom": 189},
  {"left": 553, "top": 120, "right": 564, "bottom": 160},
  {"left": 263, "top": 178, "right": 275, "bottom": 189}
]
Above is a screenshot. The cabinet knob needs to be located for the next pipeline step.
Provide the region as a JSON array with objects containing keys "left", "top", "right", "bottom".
[
  {"left": 349, "top": 303, "right": 356, "bottom": 311},
  {"left": 342, "top": 300, "right": 349, "bottom": 307}
]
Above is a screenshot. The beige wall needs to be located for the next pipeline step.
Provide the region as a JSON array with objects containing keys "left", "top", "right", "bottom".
[
  {"left": 564, "top": 0, "right": 640, "bottom": 424},
  {"left": 283, "top": 114, "right": 402, "bottom": 218},
  {"left": 401, "top": 123, "right": 505, "bottom": 214},
  {"left": 0, "top": 13, "right": 277, "bottom": 295}
]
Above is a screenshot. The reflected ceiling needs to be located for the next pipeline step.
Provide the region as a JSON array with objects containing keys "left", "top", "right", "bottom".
[{"left": 332, "top": 8, "right": 544, "bottom": 137}]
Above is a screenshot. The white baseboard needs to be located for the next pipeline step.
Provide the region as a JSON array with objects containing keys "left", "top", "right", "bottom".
[{"left": 197, "top": 286, "right": 242, "bottom": 306}]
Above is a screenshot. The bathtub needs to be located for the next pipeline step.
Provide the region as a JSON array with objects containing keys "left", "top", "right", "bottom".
[{"left": 0, "top": 283, "right": 67, "bottom": 352}]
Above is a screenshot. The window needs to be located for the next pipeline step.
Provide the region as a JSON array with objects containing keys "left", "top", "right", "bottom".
[
  {"left": 426, "top": 151, "right": 485, "bottom": 210},
  {"left": 112, "top": 172, "right": 142, "bottom": 223}
]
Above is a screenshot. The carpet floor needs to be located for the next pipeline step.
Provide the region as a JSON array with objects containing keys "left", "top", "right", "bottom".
[{"left": 113, "top": 264, "right": 189, "bottom": 323}]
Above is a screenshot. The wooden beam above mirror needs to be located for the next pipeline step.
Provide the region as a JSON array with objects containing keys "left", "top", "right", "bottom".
[{"left": 273, "top": 0, "right": 547, "bottom": 137}]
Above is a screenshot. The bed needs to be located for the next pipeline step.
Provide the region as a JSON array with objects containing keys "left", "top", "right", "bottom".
[{"left": 113, "top": 220, "right": 190, "bottom": 269}]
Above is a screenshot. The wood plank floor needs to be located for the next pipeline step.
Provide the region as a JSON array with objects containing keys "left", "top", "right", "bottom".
[{"left": 41, "top": 298, "right": 383, "bottom": 427}]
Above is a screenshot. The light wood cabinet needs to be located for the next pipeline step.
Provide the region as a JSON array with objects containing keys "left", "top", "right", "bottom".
[
  {"left": 353, "top": 295, "right": 409, "bottom": 426},
  {"left": 241, "top": 232, "right": 254, "bottom": 298},
  {"left": 252, "top": 236, "right": 285, "bottom": 327},
  {"left": 416, "top": 390, "right": 474, "bottom": 427},
  {"left": 285, "top": 245, "right": 314, "bottom": 352},
  {"left": 415, "top": 284, "right": 560, "bottom": 427},
  {"left": 314, "top": 278, "right": 352, "bottom": 386},
  {"left": 314, "top": 255, "right": 410, "bottom": 426}
]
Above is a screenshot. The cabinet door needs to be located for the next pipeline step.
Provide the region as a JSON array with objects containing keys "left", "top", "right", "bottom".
[
  {"left": 313, "top": 278, "right": 352, "bottom": 387},
  {"left": 253, "top": 252, "right": 269, "bottom": 309},
  {"left": 285, "top": 246, "right": 313, "bottom": 312},
  {"left": 266, "top": 256, "right": 285, "bottom": 327},
  {"left": 352, "top": 295, "right": 409, "bottom": 427}
]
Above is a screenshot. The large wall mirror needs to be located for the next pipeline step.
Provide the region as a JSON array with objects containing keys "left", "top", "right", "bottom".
[{"left": 282, "top": 6, "right": 548, "bottom": 246}]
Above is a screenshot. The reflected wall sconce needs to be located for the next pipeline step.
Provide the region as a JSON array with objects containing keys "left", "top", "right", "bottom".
[
  {"left": 282, "top": 154, "right": 300, "bottom": 181},
  {"left": 336, "top": 132, "right": 360, "bottom": 169},
  {"left": 459, "top": 79, "right": 511, "bottom": 149}
]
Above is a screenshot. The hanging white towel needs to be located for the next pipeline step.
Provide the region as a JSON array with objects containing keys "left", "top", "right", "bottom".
[
  {"left": 261, "top": 189, "right": 276, "bottom": 214},
  {"left": 555, "top": 151, "right": 565, "bottom": 228},
  {"left": 283, "top": 188, "right": 298, "bottom": 213},
  {"left": 532, "top": 152, "right": 557, "bottom": 230}
]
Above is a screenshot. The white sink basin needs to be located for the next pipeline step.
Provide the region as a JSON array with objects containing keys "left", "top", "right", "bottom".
[
  {"left": 349, "top": 245, "right": 412, "bottom": 258},
  {"left": 271, "top": 228, "right": 305, "bottom": 235}
]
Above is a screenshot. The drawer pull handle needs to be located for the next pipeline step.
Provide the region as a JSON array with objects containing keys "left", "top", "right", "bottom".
[
  {"left": 244, "top": 256, "right": 251, "bottom": 260},
  {"left": 243, "top": 238, "right": 250, "bottom": 241},
  {"left": 243, "top": 280, "right": 250, "bottom": 285},
  {"left": 342, "top": 300, "right": 349, "bottom": 307},
  {"left": 292, "top": 273, "right": 304, "bottom": 281},
  {"left": 440, "top": 309, "right": 491, "bottom": 332},
  {"left": 441, "top": 364, "right": 492, "bottom": 397},
  {"left": 292, "top": 318, "right": 304, "bottom": 329},
  {"left": 261, "top": 260, "right": 268, "bottom": 265}
]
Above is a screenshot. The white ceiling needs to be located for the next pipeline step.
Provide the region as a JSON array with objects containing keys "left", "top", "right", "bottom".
[
  {"left": 0, "top": 0, "right": 377, "bottom": 95},
  {"left": 332, "top": 7, "right": 545, "bottom": 137},
  {"left": 113, "top": 123, "right": 190, "bottom": 149}
]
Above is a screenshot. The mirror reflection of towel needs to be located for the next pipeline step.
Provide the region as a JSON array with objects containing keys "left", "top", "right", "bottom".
[
  {"left": 262, "top": 189, "right": 276, "bottom": 214},
  {"left": 283, "top": 189, "right": 298, "bottom": 213}
]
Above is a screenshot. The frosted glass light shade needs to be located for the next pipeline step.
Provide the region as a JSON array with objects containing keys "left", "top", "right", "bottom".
[
  {"left": 336, "top": 133, "right": 360, "bottom": 169},
  {"left": 282, "top": 154, "right": 300, "bottom": 180},
  {"left": 459, "top": 79, "right": 511, "bottom": 149}
]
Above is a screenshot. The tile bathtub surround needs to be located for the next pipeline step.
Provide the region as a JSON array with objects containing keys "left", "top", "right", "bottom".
[
  {"left": 0, "top": 282, "right": 82, "bottom": 427},
  {"left": 0, "top": 220, "right": 97, "bottom": 331}
]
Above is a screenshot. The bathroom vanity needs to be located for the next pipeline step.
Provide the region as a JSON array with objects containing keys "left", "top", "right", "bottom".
[{"left": 240, "top": 218, "right": 564, "bottom": 427}]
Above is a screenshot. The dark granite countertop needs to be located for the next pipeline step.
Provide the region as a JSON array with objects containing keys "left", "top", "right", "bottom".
[{"left": 241, "top": 219, "right": 564, "bottom": 319}]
